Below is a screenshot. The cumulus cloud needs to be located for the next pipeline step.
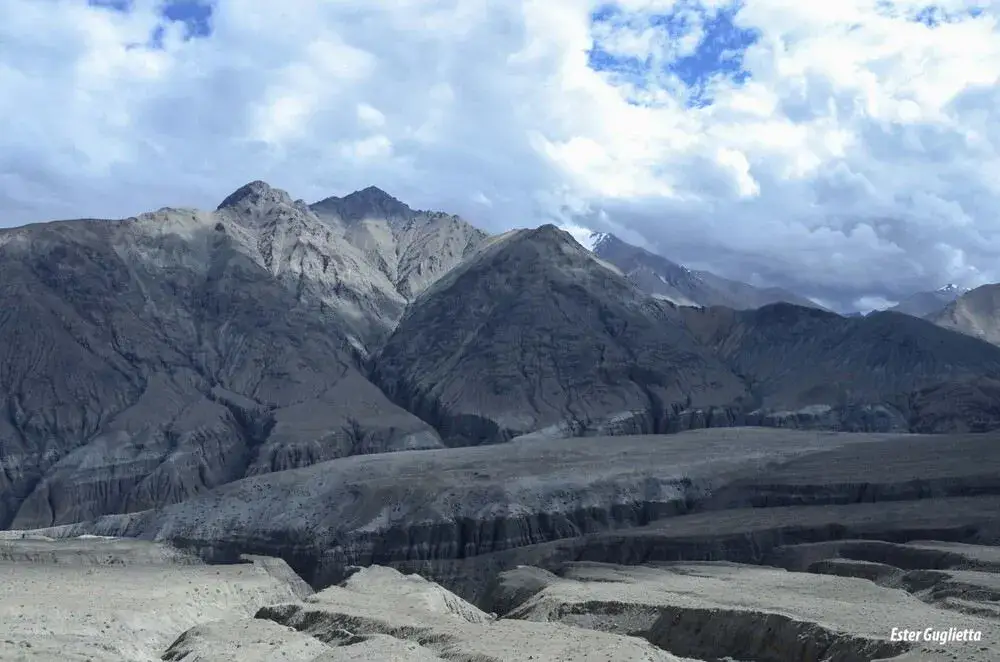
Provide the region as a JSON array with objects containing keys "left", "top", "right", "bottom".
[{"left": 2, "top": 0, "right": 1000, "bottom": 310}]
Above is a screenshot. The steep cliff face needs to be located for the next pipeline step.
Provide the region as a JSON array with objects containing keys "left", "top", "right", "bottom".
[
  {"left": 371, "top": 225, "right": 749, "bottom": 445},
  {"left": 0, "top": 182, "right": 447, "bottom": 530}
]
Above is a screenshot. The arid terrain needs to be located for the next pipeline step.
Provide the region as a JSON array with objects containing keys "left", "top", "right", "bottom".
[{"left": 2, "top": 184, "right": 999, "bottom": 661}]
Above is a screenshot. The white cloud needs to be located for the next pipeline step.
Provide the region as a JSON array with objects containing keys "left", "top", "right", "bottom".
[{"left": 1, "top": 0, "right": 1000, "bottom": 310}]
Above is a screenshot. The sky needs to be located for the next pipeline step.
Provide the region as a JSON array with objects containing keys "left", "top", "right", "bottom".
[{"left": 2, "top": 1, "right": 1000, "bottom": 311}]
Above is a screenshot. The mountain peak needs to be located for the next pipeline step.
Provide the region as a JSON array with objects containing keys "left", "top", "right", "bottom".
[
  {"left": 311, "top": 185, "right": 413, "bottom": 224},
  {"left": 216, "top": 180, "right": 293, "bottom": 212},
  {"left": 352, "top": 185, "right": 396, "bottom": 199},
  {"left": 588, "top": 231, "right": 617, "bottom": 251}
]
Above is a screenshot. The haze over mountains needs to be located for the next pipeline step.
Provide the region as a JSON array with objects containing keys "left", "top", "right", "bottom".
[
  {"left": 888, "top": 283, "right": 968, "bottom": 318},
  {"left": 583, "top": 231, "right": 824, "bottom": 310},
  {"left": 2, "top": 181, "right": 1000, "bottom": 534}
]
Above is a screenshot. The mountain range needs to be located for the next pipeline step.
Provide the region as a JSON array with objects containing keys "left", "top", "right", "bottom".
[
  {"left": 2, "top": 181, "right": 1000, "bottom": 531},
  {"left": 584, "top": 231, "right": 824, "bottom": 310},
  {"left": 888, "top": 283, "right": 967, "bottom": 317}
]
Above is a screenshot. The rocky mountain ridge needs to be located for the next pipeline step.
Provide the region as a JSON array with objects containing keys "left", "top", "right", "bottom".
[
  {"left": 310, "top": 185, "right": 488, "bottom": 299},
  {"left": 4, "top": 180, "right": 1000, "bottom": 534},
  {"left": 0, "top": 181, "right": 484, "bottom": 529},
  {"left": 372, "top": 224, "right": 1000, "bottom": 443}
]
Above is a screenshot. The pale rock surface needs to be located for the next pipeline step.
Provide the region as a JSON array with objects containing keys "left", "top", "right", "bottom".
[
  {"left": 310, "top": 185, "right": 488, "bottom": 299},
  {"left": 161, "top": 619, "right": 333, "bottom": 661},
  {"left": 255, "top": 565, "right": 690, "bottom": 661},
  {"left": 0, "top": 537, "right": 309, "bottom": 661},
  {"left": 495, "top": 561, "right": 1000, "bottom": 662}
]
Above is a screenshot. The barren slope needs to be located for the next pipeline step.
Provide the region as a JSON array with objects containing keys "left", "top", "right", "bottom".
[
  {"left": 0, "top": 181, "right": 445, "bottom": 530},
  {"left": 676, "top": 303, "right": 1000, "bottom": 430},
  {"left": 310, "top": 186, "right": 487, "bottom": 299},
  {"left": 929, "top": 283, "right": 1000, "bottom": 346},
  {"left": 371, "top": 225, "right": 748, "bottom": 444}
]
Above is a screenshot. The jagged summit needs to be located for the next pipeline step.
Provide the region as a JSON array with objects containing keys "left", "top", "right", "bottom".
[
  {"left": 311, "top": 185, "right": 413, "bottom": 224},
  {"left": 216, "top": 180, "right": 293, "bottom": 212},
  {"left": 350, "top": 185, "right": 401, "bottom": 201}
]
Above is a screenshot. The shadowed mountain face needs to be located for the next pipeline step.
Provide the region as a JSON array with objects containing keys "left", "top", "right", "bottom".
[
  {"left": 371, "top": 226, "right": 1000, "bottom": 443},
  {"left": 371, "top": 225, "right": 748, "bottom": 444},
  {"left": 588, "top": 232, "right": 821, "bottom": 310},
  {"left": 928, "top": 284, "right": 1000, "bottom": 346},
  {"left": 678, "top": 304, "right": 1000, "bottom": 430},
  {"left": 0, "top": 182, "right": 464, "bottom": 530}
]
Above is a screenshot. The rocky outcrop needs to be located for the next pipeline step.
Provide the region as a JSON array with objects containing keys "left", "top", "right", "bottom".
[
  {"left": 8, "top": 536, "right": 999, "bottom": 661},
  {"left": 253, "top": 566, "right": 685, "bottom": 661},
  {"left": 162, "top": 619, "right": 335, "bottom": 662},
  {"left": 489, "top": 561, "right": 1000, "bottom": 662}
]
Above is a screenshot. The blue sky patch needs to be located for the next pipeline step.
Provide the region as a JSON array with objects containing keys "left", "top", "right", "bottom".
[
  {"left": 587, "top": 1, "right": 759, "bottom": 108},
  {"left": 162, "top": 1, "right": 214, "bottom": 39},
  {"left": 89, "top": 0, "right": 213, "bottom": 48}
]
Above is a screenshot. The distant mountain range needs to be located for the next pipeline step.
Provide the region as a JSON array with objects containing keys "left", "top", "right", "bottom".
[
  {"left": 578, "top": 231, "right": 823, "bottom": 310},
  {"left": 888, "top": 283, "right": 967, "bottom": 317},
  {"left": 3, "top": 181, "right": 1000, "bottom": 532}
]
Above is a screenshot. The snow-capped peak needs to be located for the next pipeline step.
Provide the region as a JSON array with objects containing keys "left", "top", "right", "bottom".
[
  {"left": 937, "top": 283, "right": 966, "bottom": 294},
  {"left": 587, "top": 232, "right": 612, "bottom": 251}
]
